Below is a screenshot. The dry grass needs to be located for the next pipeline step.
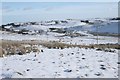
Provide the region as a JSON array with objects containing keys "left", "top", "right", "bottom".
[
  {"left": 0, "top": 47, "right": 4, "bottom": 57},
  {"left": 0, "top": 40, "right": 40, "bottom": 57},
  {"left": 39, "top": 41, "right": 72, "bottom": 49},
  {"left": 0, "top": 40, "right": 119, "bottom": 57}
]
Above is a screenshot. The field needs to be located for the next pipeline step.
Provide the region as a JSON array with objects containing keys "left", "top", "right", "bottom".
[{"left": 0, "top": 18, "right": 120, "bottom": 78}]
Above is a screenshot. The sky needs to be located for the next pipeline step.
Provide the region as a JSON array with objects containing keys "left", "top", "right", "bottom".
[
  {"left": 1, "top": 0, "right": 119, "bottom": 2},
  {"left": 1, "top": 2, "right": 118, "bottom": 24}
]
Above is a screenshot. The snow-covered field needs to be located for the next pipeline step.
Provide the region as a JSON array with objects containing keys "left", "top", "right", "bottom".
[
  {"left": 0, "top": 47, "right": 118, "bottom": 78},
  {"left": 0, "top": 19, "right": 119, "bottom": 78},
  {"left": 0, "top": 31, "right": 118, "bottom": 45}
]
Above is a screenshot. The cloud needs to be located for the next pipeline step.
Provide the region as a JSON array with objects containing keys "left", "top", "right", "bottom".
[
  {"left": 2, "top": 6, "right": 9, "bottom": 9},
  {"left": 23, "top": 7, "right": 33, "bottom": 11},
  {"left": 2, "top": 2, "right": 118, "bottom": 24},
  {"left": 2, "top": 6, "right": 14, "bottom": 12}
]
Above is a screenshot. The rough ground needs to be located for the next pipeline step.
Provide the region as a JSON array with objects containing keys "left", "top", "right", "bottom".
[{"left": 0, "top": 47, "right": 119, "bottom": 78}]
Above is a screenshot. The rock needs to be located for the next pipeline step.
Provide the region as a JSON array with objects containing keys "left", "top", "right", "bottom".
[
  {"left": 85, "top": 74, "right": 88, "bottom": 77},
  {"left": 63, "top": 62, "right": 66, "bottom": 64},
  {"left": 82, "top": 54, "right": 85, "bottom": 56},
  {"left": 76, "top": 57, "right": 79, "bottom": 58},
  {"left": 117, "top": 62, "right": 120, "bottom": 64},
  {"left": 64, "top": 69, "right": 72, "bottom": 72},
  {"left": 17, "top": 52, "right": 23, "bottom": 55},
  {"left": 76, "top": 52, "right": 79, "bottom": 54},
  {"left": 100, "top": 66, "right": 106, "bottom": 70},
  {"left": 60, "top": 54, "right": 64, "bottom": 57},
  {"left": 71, "top": 53, "right": 74, "bottom": 55},
  {"left": 38, "top": 61, "right": 41, "bottom": 63},
  {"left": 41, "top": 49, "right": 43, "bottom": 52},
  {"left": 100, "top": 64, "right": 105, "bottom": 67},
  {"left": 98, "top": 60, "right": 103, "bottom": 62},
  {"left": 85, "top": 48, "right": 88, "bottom": 49},
  {"left": 76, "top": 70, "right": 79, "bottom": 72},
  {"left": 52, "top": 62, "right": 55, "bottom": 64},
  {"left": 26, "top": 69, "right": 30, "bottom": 71},
  {"left": 16, "top": 72, "right": 23, "bottom": 76},
  {"left": 68, "top": 65, "right": 70, "bottom": 66},
  {"left": 94, "top": 72, "right": 101, "bottom": 76},
  {"left": 82, "top": 58, "right": 85, "bottom": 60},
  {"left": 96, "top": 48, "right": 102, "bottom": 51},
  {"left": 33, "top": 59, "right": 37, "bottom": 61}
]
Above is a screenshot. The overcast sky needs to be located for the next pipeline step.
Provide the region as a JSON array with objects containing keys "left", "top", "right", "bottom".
[
  {"left": 1, "top": 0, "right": 119, "bottom": 2},
  {"left": 1, "top": 2, "right": 118, "bottom": 24}
]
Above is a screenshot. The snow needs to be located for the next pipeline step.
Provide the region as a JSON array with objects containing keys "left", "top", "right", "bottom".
[
  {"left": 0, "top": 31, "right": 118, "bottom": 45},
  {"left": 0, "top": 58, "right": 2, "bottom": 79},
  {"left": 0, "top": 18, "right": 119, "bottom": 78},
  {"left": 0, "top": 47, "right": 118, "bottom": 78},
  {"left": 76, "top": 31, "right": 93, "bottom": 36},
  {"left": 74, "top": 22, "right": 87, "bottom": 26},
  {"left": 110, "top": 20, "right": 119, "bottom": 22},
  {"left": 60, "top": 36, "right": 118, "bottom": 45},
  {"left": 4, "top": 26, "right": 12, "bottom": 29}
]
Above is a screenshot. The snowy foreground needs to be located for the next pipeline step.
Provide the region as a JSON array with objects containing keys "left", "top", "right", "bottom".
[{"left": 0, "top": 47, "right": 118, "bottom": 78}]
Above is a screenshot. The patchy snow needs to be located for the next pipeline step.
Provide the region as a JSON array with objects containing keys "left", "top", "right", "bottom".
[
  {"left": 0, "top": 31, "right": 118, "bottom": 45},
  {"left": 60, "top": 36, "right": 118, "bottom": 45},
  {"left": 73, "top": 22, "right": 88, "bottom": 26},
  {"left": 76, "top": 31, "right": 93, "bottom": 36},
  {"left": 4, "top": 26, "right": 12, "bottom": 29},
  {"left": 0, "top": 18, "right": 119, "bottom": 78},
  {"left": 0, "top": 47, "right": 118, "bottom": 78}
]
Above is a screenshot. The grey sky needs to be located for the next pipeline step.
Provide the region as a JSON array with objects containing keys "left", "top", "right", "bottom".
[{"left": 1, "top": 2, "right": 118, "bottom": 24}]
